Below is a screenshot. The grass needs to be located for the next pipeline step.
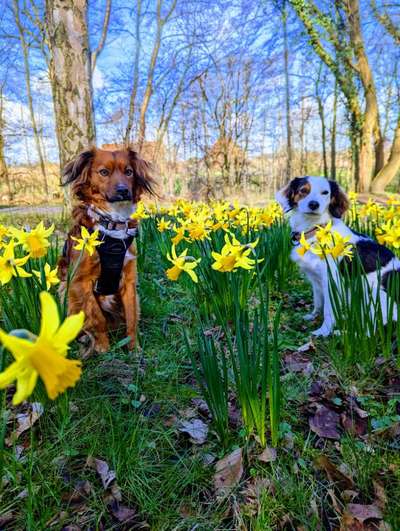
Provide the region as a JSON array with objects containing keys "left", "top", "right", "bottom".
[{"left": 1, "top": 211, "right": 400, "bottom": 530}]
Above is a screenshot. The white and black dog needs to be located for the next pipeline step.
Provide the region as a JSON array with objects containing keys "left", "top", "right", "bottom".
[{"left": 276, "top": 176, "right": 400, "bottom": 336}]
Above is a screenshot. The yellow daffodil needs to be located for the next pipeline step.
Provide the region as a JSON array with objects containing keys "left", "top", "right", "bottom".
[
  {"left": 212, "top": 234, "right": 259, "bottom": 272},
  {"left": 171, "top": 225, "right": 189, "bottom": 245},
  {"left": 376, "top": 221, "right": 400, "bottom": 249},
  {"left": 0, "top": 242, "right": 31, "bottom": 285},
  {"left": 0, "top": 224, "right": 9, "bottom": 242},
  {"left": 359, "top": 198, "right": 381, "bottom": 219},
  {"left": 33, "top": 263, "right": 60, "bottom": 290},
  {"left": 315, "top": 221, "right": 333, "bottom": 246},
  {"left": 188, "top": 222, "right": 210, "bottom": 241},
  {"left": 296, "top": 232, "right": 312, "bottom": 257},
  {"left": 348, "top": 191, "right": 358, "bottom": 203},
  {"left": 71, "top": 226, "right": 103, "bottom": 256},
  {"left": 157, "top": 217, "right": 171, "bottom": 232},
  {"left": 312, "top": 231, "right": 353, "bottom": 260},
  {"left": 130, "top": 201, "right": 149, "bottom": 220},
  {"left": 0, "top": 291, "right": 84, "bottom": 405},
  {"left": 166, "top": 245, "right": 200, "bottom": 283},
  {"left": 211, "top": 250, "right": 238, "bottom": 272},
  {"left": 387, "top": 194, "right": 400, "bottom": 207},
  {"left": 10, "top": 221, "right": 54, "bottom": 258}
]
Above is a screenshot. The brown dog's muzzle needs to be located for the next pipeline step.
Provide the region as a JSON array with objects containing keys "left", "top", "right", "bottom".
[{"left": 107, "top": 183, "right": 132, "bottom": 202}]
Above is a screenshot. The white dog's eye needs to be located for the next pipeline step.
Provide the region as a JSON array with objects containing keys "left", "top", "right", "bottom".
[{"left": 321, "top": 190, "right": 329, "bottom": 195}]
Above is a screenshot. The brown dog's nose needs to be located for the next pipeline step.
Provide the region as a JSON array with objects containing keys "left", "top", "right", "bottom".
[
  {"left": 308, "top": 200, "right": 319, "bottom": 211},
  {"left": 116, "top": 184, "right": 130, "bottom": 199}
]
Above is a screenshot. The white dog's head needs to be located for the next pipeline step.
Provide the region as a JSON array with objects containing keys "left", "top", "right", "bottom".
[{"left": 276, "top": 176, "right": 349, "bottom": 219}]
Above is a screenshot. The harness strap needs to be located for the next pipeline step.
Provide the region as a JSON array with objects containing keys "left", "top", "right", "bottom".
[
  {"left": 93, "top": 233, "right": 135, "bottom": 296},
  {"left": 291, "top": 223, "right": 327, "bottom": 245},
  {"left": 87, "top": 206, "right": 138, "bottom": 232}
]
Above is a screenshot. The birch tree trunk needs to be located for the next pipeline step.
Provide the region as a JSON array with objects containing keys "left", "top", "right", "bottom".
[{"left": 45, "top": 0, "right": 95, "bottom": 169}]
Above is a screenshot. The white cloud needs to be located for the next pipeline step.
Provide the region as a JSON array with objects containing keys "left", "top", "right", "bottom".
[{"left": 92, "top": 66, "right": 105, "bottom": 89}]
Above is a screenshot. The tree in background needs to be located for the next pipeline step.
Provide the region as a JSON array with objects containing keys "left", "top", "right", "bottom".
[
  {"left": 290, "top": 0, "right": 400, "bottom": 192},
  {"left": 44, "top": 0, "right": 111, "bottom": 170}
]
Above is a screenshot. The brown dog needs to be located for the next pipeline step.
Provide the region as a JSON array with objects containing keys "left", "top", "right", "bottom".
[{"left": 59, "top": 147, "right": 155, "bottom": 353}]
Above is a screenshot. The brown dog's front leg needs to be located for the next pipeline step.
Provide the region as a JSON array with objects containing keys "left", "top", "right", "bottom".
[
  {"left": 120, "top": 258, "right": 139, "bottom": 350},
  {"left": 68, "top": 283, "right": 110, "bottom": 353}
]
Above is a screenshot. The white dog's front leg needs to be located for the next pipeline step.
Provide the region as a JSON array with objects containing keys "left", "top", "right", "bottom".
[
  {"left": 312, "top": 261, "right": 336, "bottom": 337},
  {"left": 304, "top": 276, "right": 324, "bottom": 321}
]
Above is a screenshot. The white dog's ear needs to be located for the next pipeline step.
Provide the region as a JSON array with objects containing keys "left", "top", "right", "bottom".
[{"left": 275, "top": 184, "right": 291, "bottom": 212}]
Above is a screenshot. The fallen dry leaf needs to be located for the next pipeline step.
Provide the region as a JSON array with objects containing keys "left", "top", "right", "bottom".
[
  {"left": 86, "top": 457, "right": 116, "bottom": 489},
  {"left": 6, "top": 402, "right": 44, "bottom": 445},
  {"left": 178, "top": 418, "right": 208, "bottom": 444},
  {"left": 373, "top": 481, "right": 387, "bottom": 510},
  {"left": 214, "top": 448, "right": 243, "bottom": 498},
  {"left": 314, "top": 455, "right": 354, "bottom": 490},
  {"left": 240, "top": 477, "right": 274, "bottom": 517},
  {"left": 346, "top": 503, "right": 382, "bottom": 523},
  {"left": 341, "top": 412, "right": 368, "bottom": 437},
  {"left": 310, "top": 405, "right": 341, "bottom": 440},
  {"left": 109, "top": 500, "right": 136, "bottom": 523},
  {"left": 61, "top": 480, "right": 94, "bottom": 504},
  {"left": 284, "top": 352, "right": 314, "bottom": 375},
  {"left": 258, "top": 447, "right": 277, "bottom": 463}
]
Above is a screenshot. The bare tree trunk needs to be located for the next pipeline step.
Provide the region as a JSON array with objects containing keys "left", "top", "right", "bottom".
[
  {"left": 124, "top": 0, "right": 142, "bottom": 145},
  {"left": 0, "top": 89, "right": 12, "bottom": 201},
  {"left": 315, "top": 65, "right": 328, "bottom": 177},
  {"left": 330, "top": 80, "right": 338, "bottom": 180},
  {"left": 45, "top": 0, "right": 95, "bottom": 170},
  {"left": 137, "top": 0, "right": 177, "bottom": 152},
  {"left": 371, "top": 115, "right": 400, "bottom": 192},
  {"left": 13, "top": 0, "right": 49, "bottom": 196},
  {"left": 345, "top": 0, "right": 383, "bottom": 190},
  {"left": 282, "top": 1, "right": 292, "bottom": 180},
  {"left": 91, "top": 0, "right": 112, "bottom": 71}
]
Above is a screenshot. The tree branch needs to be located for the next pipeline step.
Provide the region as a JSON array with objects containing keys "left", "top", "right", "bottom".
[{"left": 91, "top": 0, "right": 112, "bottom": 71}]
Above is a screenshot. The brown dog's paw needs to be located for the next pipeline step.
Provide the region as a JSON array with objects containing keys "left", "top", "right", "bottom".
[{"left": 95, "top": 335, "right": 110, "bottom": 354}]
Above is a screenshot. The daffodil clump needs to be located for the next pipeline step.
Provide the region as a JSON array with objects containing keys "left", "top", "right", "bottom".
[
  {"left": 0, "top": 221, "right": 61, "bottom": 333},
  {"left": 348, "top": 193, "right": 400, "bottom": 252},
  {"left": 130, "top": 199, "right": 282, "bottom": 286},
  {"left": 0, "top": 221, "right": 56, "bottom": 286},
  {"left": 297, "top": 221, "right": 353, "bottom": 260}
]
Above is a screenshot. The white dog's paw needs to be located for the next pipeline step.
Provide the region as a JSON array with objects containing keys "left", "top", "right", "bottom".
[
  {"left": 304, "top": 311, "right": 319, "bottom": 322},
  {"left": 312, "top": 323, "right": 332, "bottom": 337}
]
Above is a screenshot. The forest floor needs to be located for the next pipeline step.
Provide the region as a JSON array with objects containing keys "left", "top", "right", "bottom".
[{"left": 0, "top": 209, "right": 400, "bottom": 531}]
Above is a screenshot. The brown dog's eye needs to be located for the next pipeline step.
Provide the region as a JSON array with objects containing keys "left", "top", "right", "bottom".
[
  {"left": 99, "top": 168, "right": 109, "bottom": 177},
  {"left": 125, "top": 168, "right": 133, "bottom": 176},
  {"left": 321, "top": 190, "right": 329, "bottom": 195}
]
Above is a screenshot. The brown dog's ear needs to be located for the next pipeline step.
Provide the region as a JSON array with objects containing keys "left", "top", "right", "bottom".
[
  {"left": 275, "top": 177, "right": 307, "bottom": 212},
  {"left": 329, "top": 180, "right": 349, "bottom": 218},
  {"left": 128, "top": 149, "right": 156, "bottom": 201},
  {"left": 62, "top": 149, "right": 94, "bottom": 186}
]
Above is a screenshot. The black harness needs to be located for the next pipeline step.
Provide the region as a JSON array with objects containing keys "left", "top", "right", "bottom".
[{"left": 94, "top": 232, "right": 136, "bottom": 295}]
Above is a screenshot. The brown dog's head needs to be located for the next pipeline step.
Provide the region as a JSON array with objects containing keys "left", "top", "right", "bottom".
[{"left": 62, "top": 148, "right": 155, "bottom": 207}]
